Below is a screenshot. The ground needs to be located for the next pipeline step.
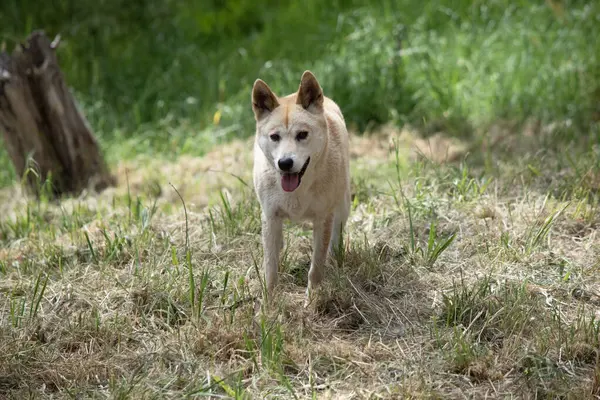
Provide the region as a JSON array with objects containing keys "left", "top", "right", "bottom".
[{"left": 0, "top": 125, "right": 599, "bottom": 399}]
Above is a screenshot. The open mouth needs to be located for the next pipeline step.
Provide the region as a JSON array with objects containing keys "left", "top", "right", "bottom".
[{"left": 281, "top": 157, "right": 310, "bottom": 192}]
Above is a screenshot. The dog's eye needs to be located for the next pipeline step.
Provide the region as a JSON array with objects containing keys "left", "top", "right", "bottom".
[
  {"left": 296, "top": 131, "right": 309, "bottom": 141},
  {"left": 270, "top": 133, "right": 281, "bottom": 142}
]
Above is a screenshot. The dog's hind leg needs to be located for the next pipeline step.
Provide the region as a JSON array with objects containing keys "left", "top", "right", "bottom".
[
  {"left": 329, "top": 194, "right": 350, "bottom": 256},
  {"left": 306, "top": 213, "right": 334, "bottom": 303}
]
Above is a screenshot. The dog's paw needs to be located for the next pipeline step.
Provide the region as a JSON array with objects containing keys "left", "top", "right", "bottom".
[
  {"left": 303, "top": 286, "right": 311, "bottom": 308},
  {"left": 304, "top": 285, "right": 320, "bottom": 309},
  {"left": 303, "top": 295, "right": 311, "bottom": 309}
]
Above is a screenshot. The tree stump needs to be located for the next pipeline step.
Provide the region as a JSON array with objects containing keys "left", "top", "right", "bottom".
[{"left": 0, "top": 31, "right": 115, "bottom": 197}]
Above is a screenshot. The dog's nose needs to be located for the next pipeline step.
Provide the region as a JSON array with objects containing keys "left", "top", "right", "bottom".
[{"left": 278, "top": 157, "right": 294, "bottom": 171}]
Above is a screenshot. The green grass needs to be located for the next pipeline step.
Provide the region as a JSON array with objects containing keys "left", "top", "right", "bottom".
[{"left": 1, "top": 0, "right": 599, "bottom": 188}]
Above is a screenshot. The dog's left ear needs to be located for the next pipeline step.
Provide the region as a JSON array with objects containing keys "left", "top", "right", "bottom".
[
  {"left": 297, "top": 70, "right": 323, "bottom": 113},
  {"left": 252, "top": 79, "right": 279, "bottom": 120}
]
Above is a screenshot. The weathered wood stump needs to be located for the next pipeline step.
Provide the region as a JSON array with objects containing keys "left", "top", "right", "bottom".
[{"left": 0, "top": 31, "right": 115, "bottom": 197}]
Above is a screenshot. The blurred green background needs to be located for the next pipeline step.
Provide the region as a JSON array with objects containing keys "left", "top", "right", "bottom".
[{"left": 1, "top": 0, "right": 599, "bottom": 187}]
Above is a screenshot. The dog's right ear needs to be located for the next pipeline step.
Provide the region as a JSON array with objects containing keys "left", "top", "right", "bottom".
[
  {"left": 297, "top": 70, "right": 323, "bottom": 113},
  {"left": 252, "top": 79, "right": 279, "bottom": 120}
]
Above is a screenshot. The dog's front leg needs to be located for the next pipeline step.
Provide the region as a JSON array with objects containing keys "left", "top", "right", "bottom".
[
  {"left": 307, "top": 213, "right": 334, "bottom": 300},
  {"left": 262, "top": 214, "right": 283, "bottom": 294}
]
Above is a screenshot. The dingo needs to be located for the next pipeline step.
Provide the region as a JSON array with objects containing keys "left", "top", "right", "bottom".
[{"left": 251, "top": 70, "right": 351, "bottom": 303}]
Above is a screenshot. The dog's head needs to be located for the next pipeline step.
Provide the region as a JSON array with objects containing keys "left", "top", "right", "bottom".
[{"left": 252, "top": 71, "right": 327, "bottom": 193}]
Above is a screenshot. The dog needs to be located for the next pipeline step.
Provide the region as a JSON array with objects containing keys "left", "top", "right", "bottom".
[{"left": 251, "top": 70, "right": 351, "bottom": 303}]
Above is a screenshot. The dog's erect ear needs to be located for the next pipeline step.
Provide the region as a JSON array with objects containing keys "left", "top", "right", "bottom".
[
  {"left": 296, "top": 70, "right": 323, "bottom": 113},
  {"left": 252, "top": 79, "right": 279, "bottom": 120}
]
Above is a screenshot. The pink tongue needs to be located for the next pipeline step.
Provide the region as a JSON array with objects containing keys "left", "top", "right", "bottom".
[{"left": 281, "top": 174, "right": 300, "bottom": 192}]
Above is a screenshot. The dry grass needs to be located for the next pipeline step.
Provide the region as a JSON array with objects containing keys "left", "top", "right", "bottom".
[{"left": 1, "top": 126, "right": 599, "bottom": 399}]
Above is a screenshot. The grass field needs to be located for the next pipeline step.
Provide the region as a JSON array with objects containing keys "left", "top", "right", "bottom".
[
  {"left": 1, "top": 126, "right": 599, "bottom": 398},
  {"left": 1, "top": 0, "right": 600, "bottom": 398}
]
